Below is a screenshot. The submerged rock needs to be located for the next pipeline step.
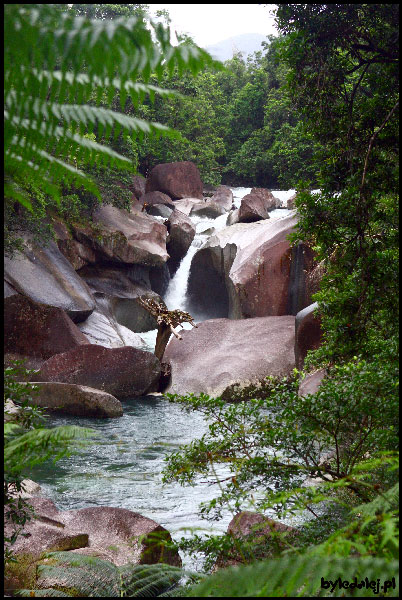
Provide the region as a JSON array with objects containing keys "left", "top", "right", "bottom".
[
  {"left": 163, "top": 316, "right": 295, "bottom": 398},
  {"left": 25, "top": 381, "right": 123, "bottom": 418},
  {"left": 33, "top": 344, "right": 161, "bottom": 399},
  {"left": 146, "top": 161, "right": 203, "bottom": 200}
]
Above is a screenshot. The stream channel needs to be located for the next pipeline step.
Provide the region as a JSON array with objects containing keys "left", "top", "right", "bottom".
[{"left": 31, "top": 187, "right": 303, "bottom": 570}]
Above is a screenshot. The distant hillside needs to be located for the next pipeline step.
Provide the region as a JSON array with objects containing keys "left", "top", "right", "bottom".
[{"left": 205, "top": 33, "right": 268, "bottom": 62}]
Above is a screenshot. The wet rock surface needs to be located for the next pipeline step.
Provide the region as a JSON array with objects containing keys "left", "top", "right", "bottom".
[
  {"left": 78, "top": 265, "right": 163, "bottom": 332},
  {"left": 33, "top": 344, "right": 161, "bottom": 399},
  {"left": 238, "top": 188, "right": 279, "bottom": 223},
  {"left": 164, "top": 315, "right": 295, "bottom": 397}
]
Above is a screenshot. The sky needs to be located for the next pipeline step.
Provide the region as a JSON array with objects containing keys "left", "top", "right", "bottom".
[{"left": 149, "top": 4, "right": 279, "bottom": 48}]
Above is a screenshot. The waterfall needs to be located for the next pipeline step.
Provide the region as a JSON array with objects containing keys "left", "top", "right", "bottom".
[{"left": 139, "top": 188, "right": 295, "bottom": 351}]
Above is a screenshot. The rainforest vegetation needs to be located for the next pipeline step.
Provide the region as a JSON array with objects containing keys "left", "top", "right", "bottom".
[{"left": 4, "top": 3, "right": 399, "bottom": 597}]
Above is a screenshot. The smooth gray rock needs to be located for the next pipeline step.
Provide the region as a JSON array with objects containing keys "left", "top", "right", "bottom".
[
  {"left": 295, "top": 302, "right": 323, "bottom": 369},
  {"left": 164, "top": 316, "right": 295, "bottom": 398},
  {"left": 24, "top": 381, "right": 123, "bottom": 418},
  {"left": 72, "top": 205, "right": 169, "bottom": 267},
  {"left": 4, "top": 237, "right": 95, "bottom": 322}
]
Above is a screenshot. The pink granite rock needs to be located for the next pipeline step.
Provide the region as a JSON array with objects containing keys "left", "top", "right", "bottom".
[
  {"left": 188, "top": 213, "right": 314, "bottom": 319},
  {"left": 34, "top": 344, "right": 161, "bottom": 398},
  {"left": 146, "top": 161, "right": 203, "bottom": 199},
  {"left": 4, "top": 294, "right": 88, "bottom": 360}
]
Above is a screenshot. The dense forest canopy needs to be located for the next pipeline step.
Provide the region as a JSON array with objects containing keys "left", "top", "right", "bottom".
[{"left": 4, "top": 3, "right": 399, "bottom": 597}]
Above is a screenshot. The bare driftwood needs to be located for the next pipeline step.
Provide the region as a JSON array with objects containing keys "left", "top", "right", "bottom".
[{"left": 137, "top": 297, "right": 197, "bottom": 361}]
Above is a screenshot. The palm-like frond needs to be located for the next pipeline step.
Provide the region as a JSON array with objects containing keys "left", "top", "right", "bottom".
[{"left": 4, "top": 4, "right": 222, "bottom": 207}]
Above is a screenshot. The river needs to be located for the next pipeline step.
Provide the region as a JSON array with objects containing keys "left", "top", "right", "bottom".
[{"left": 30, "top": 187, "right": 302, "bottom": 570}]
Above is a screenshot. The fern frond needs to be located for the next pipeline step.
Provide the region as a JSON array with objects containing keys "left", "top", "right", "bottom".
[
  {"left": 4, "top": 3, "right": 219, "bottom": 207},
  {"left": 185, "top": 555, "right": 399, "bottom": 597},
  {"left": 34, "top": 552, "right": 185, "bottom": 597},
  {"left": 4, "top": 425, "right": 95, "bottom": 473},
  {"left": 120, "top": 563, "right": 183, "bottom": 597},
  {"left": 16, "top": 589, "right": 73, "bottom": 597},
  {"left": 351, "top": 483, "right": 399, "bottom": 519}
]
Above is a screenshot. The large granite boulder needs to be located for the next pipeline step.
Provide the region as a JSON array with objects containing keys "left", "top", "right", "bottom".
[
  {"left": 209, "top": 185, "right": 233, "bottom": 210},
  {"left": 129, "top": 174, "right": 147, "bottom": 199},
  {"left": 78, "top": 265, "right": 163, "bottom": 332},
  {"left": 163, "top": 316, "right": 295, "bottom": 398},
  {"left": 166, "top": 209, "right": 196, "bottom": 274},
  {"left": 72, "top": 205, "right": 169, "bottom": 267},
  {"left": 4, "top": 237, "right": 95, "bottom": 322},
  {"left": 33, "top": 345, "right": 161, "bottom": 398},
  {"left": 295, "top": 302, "right": 323, "bottom": 369},
  {"left": 238, "top": 188, "right": 279, "bottom": 223},
  {"left": 187, "top": 213, "right": 313, "bottom": 320},
  {"left": 5, "top": 497, "right": 181, "bottom": 593},
  {"left": 146, "top": 161, "right": 203, "bottom": 200},
  {"left": 4, "top": 294, "right": 89, "bottom": 360},
  {"left": 25, "top": 382, "right": 123, "bottom": 418},
  {"left": 53, "top": 218, "right": 97, "bottom": 270}
]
